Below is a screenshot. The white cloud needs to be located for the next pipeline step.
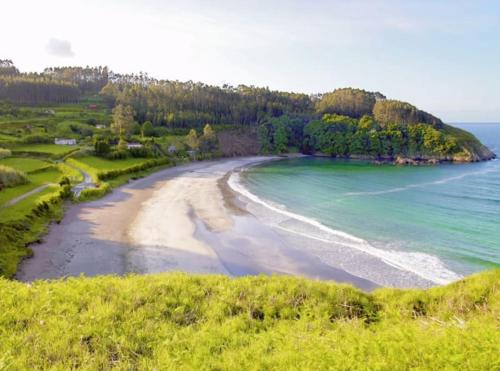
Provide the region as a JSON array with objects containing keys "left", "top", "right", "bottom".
[{"left": 46, "top": 38, "right": 74, "bottom": 57}]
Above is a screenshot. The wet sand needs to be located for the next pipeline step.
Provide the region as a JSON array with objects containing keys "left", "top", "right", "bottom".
[{"left": 16, "top": 156, "right": 377, "bottom": 290}]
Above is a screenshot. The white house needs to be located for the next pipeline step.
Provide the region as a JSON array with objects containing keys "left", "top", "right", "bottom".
[
  {"left": 54, "top": 138, "right": 77, "bottom": 145},
  {"left": 127, "top": 143, "right": 143, "bottom": 149},
  {"left": 96, "top": 124, "right": 106, "bottom": 129},
  {"left": 167, "top": 145, "right": 177, "bottom": 153}
]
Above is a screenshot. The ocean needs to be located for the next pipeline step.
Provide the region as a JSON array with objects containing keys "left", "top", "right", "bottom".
[{"left": 235, "top": 123, "right": 500, "bottom": 285}]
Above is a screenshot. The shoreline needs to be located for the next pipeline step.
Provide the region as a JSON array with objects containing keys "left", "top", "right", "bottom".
[{"left": 16, "top": 155, "right": 443, "bottom": 290}]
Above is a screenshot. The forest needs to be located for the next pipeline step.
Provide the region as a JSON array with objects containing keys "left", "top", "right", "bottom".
[{"left": 0, "top": 60, "right": 494, "bottom": 161}]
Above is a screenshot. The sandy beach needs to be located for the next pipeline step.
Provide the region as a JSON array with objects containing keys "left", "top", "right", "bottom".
[{"left": 16, "top": 156, "right": 438, "bottom": 290}]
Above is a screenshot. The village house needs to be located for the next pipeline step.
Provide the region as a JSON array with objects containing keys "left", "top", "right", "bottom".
[
  {"left": 54, "top": 138, "right": 77, "bottom": 145},
  {"left": 126, "top": 142, "right": 143, "bottom": 149},
  {"left": 167, "top": 145, "right": 177, "bottom": 154}
]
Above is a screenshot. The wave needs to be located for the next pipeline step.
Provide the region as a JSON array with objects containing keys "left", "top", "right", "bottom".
[
  {"left": 343, "top": 167, "right": 498, "bottom": 197},
  {"left": 228, "top": 171, "right": 462, "bottom": 285}
]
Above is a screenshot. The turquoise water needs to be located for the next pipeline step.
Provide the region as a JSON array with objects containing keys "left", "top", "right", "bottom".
[{"left": 241, "top": 124, "right": 500, "bottom": 279}]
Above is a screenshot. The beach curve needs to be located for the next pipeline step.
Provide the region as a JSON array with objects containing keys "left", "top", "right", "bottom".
[{"left": 16, "top": 155, "right": 436, "bottom": 290}]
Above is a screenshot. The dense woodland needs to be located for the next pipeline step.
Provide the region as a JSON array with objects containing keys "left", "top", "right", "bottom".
[{"left": 0, "top": 60, "right": 493, "bottom": 161}]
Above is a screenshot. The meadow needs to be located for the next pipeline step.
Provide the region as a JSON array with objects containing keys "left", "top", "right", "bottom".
[{"left": 0, "top": 270, "right": 497, "bottom": 369}]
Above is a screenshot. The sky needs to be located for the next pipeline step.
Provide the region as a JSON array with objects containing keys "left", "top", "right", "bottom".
[{"left": 1, "top": 0, "right": 500, "bottom": 122}]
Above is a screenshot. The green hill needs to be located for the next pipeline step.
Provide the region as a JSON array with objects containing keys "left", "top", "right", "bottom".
[{"left": 0, "top": 270, "right": 498, "bottom": 369}]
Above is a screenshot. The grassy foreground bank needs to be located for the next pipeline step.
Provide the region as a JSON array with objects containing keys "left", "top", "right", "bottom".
[{"left": 1, "top": 270, "right": 498, "bottom": 370}]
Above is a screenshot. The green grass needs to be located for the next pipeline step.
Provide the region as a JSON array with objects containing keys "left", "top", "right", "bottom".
[
  {"left": 0, "top": 270, "right": 497, "bottom": 369},
  {"left": 0, "top": 157, "right": 51, "bottom": 173},
  {"left": 67, "top": 156, "right": 151, "bottom": 182},
  {"left": 0, "top": 133, "right": 18, "bottom": 142},
  {"left": 0, "top": 167, "right": 62, "bottom": 208},
  {"left": 0, "top": 184, "right": 61, "bottom": 222},
  {"left": 11, "top": 144, "right": 79, "bottom": 157}
]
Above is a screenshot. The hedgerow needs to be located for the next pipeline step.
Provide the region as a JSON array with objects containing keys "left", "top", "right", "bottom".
[{"left": 96, "top": 157, "right": 171, "bottom": 181}]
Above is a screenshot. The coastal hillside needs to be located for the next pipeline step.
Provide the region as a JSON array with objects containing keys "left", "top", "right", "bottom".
[
  {"left": 0, "top": 270, "right": 498, "bottom": 369},
  {"left": 1, "top": 62, "right": 495, "bottom": 163}
]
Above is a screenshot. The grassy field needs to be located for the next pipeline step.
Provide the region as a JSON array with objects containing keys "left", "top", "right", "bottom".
[
  {"left": 0, "top": 133, "right": 18, "bottom": 142},
  {"left": 0, "top": 167, "right": 62, "bottom": 207},
  {"left": 0, "top": 157, "right": 51, "bottom": 173},
  {"left": 0, "top": 270, "right": 497, "bottom": 369},
  {"left": 67, "top": 156, "right": 151, "bottom": 182},
  {"left": 0, "top": 184, "right": 61, "bottom": 222},
  {"left": 10, "top": 144, "right": 79, "bottom": 157}
]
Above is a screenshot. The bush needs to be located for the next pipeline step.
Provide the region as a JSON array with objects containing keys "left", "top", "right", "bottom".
[
  {"left": 107, "top": 150, "right": 129, "bottom": 160},
  {"left": 0, "top": 165, "right": 28, "bottom": 189},
  {"left": 94, "top": 139, "right": 111, "bottom": 157},
  {"left": 129, "top": 146, "right": 152, "bottom": 158},
  {"left": 0, "top": 148, "right": 11, "bottom": 159},
  {"left": 22, "top": 134, "right": 52, "bottom": 144},
  {"left": 78, "top": 182, "right": 111, "bottom": 201}
]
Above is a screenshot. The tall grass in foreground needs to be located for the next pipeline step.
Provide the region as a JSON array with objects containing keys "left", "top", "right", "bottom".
[{"left": 0, "top": 270, "right": 498, "bottom": 370}]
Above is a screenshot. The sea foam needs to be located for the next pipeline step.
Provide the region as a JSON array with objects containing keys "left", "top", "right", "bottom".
[{"left": 228, "top": 171, "right": 462, "bottom": 285}]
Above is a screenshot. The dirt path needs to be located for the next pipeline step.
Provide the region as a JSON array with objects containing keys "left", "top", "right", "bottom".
[{"left": 2, "top": 184, "right": 52, "bottom": 207}]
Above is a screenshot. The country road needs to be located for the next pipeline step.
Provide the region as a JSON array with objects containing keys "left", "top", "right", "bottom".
[{"left": 65, "top": 162, "right": 95, "bottom": 197}]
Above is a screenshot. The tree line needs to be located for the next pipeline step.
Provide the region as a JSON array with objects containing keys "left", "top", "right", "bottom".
[
  {"left": 258, "top": 113, "right": 458, "bottom": 158},
  {"left": 100, "top": 74, "right": 313, "bottom": 128},
  {"left": 0, "top": 62, "right": 109, "bottom": 105}
]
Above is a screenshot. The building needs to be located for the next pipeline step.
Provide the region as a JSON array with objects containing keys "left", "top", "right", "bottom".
[
  {"left": 167, "top": 145, "right": 177, "bottom": 153},
  {"left": 127, "top": 143, "right": 143, "bottom": 149},
  {"left": 54, "top": 138, "right": 77, "bottom": 145},
  {"left": 96, "top": 124, "right": 106, "bottom": 129}
]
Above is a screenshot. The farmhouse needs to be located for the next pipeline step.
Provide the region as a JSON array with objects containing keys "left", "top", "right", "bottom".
[
  {"left": 127, "top": 143, "right": 143, "bottom": 149},
  {"left": 54, "top": 138, "right": 77, "bottom": 145}
]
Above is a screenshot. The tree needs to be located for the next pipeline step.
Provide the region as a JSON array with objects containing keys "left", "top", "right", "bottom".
[
  {"left": 273, "top": 122, "right": 288, "bottom": 153},
  {"left": 185, "top": 129, "right": 199, "bottom": 150},
  {"left": 94, "top": 139, "right": 111, "bottom": 157},
  {"left": 200, "top": 124, "right": 217, "bottom": 152},
  {"left": 111, "top": 104, "right": 135, "bottom": 137},
  {"left": 141, "top": 121, "right": 155, "bottom": 137},
  {"left": 369, "top": 132, "right": 383, "bottom": 157},
  {"left": 316, "top": 88, "right": 382, "bottom": 118},
  {"left": 257, "top": 124, "right": 273, "bottom": 154},
  {"left": 117, "top": 137, "right": 128, "bottom": 152}
]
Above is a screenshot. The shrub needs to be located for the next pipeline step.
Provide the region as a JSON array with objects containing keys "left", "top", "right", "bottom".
[
  {"left": 0, "top": 165, "right": 28, "bottom": 189},
  {"left": 22, "top": 134, "right": 52, "bottom": 144},
  {"left": 107, "top": 150, "right": 129, "bottom": 160},
  {"left": 78, "top": 182, "right": 111, "bottom": 201},
  {"left": 129, "top": 146, "right": 152, "bottom": 158},
  {"left": 94, "top": 139, "right": 111, "bottom": 157},
  {"left": 0, "top": 148, "right": 11, "bottom": 159}
]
